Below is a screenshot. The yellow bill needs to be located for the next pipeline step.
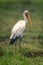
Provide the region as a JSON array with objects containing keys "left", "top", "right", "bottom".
[{"left": 27, "top": 15, "right": 32, "bottom": 28}]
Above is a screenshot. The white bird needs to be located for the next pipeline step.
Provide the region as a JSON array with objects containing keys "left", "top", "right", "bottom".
[{"left": 9, "top": 10, "right": 32, "bottom": 45}]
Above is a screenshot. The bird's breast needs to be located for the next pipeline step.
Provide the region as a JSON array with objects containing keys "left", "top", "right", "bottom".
[{"left": 12, "top": 20, "right": 26, "bottom": 32}]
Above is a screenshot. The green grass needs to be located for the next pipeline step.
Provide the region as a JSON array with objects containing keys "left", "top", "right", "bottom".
[{"left": 0, "top": 0, "right": 43, "bottom": 65}]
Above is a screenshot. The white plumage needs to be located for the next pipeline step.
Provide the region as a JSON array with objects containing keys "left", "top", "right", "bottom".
[
  {"left": 9, "top": 10, "right": 32, "bottom": 44},
  {"left": 10, "top": 20, "right": 25, "bottom": 39}
]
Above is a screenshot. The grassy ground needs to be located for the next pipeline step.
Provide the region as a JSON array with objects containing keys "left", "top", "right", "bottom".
[{"left": 0, "top": 0, "right": 43, "bottom": 65}]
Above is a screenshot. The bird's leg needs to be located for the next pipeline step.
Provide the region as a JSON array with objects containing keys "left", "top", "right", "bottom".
[
  {"left": 19, "top": 33, "right": 23, "bottom": 54},
  {"left": 19, "top": 37, "right": 23, "bottom": 60},
  {"left": 19, "top": 37, "right": 22, "bottom": 54},
  {"left": 15, "top": 42, "right": 17, "bottom": 54}
]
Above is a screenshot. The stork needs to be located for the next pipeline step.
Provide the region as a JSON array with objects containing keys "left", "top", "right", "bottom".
[{"left": 9, "top": 10, "right": 32, "bottom": 53}]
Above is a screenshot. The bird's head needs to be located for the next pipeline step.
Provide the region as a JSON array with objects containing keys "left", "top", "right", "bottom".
[{"left": 23, "top": 10, "right": 32, "bottom": 28}]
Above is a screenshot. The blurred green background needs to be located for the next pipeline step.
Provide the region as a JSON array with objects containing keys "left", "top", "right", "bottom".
[{"left": 0, "top": 0, "right": 43, "bottom": 65}]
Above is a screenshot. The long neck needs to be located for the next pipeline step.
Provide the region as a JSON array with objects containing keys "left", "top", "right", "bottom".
[{"left": 23, "top": 15, "right": 28, "bottom": 24}]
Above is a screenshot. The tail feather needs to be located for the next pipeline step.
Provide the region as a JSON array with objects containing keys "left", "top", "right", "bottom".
[
  {"left": 9, "top": 37, "right": 20, "bottom": 45},
  {"left": 9, "top": 39, "right": 15, "bottom": 44}
]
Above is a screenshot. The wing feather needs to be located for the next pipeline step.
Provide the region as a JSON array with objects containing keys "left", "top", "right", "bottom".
[{"left": 10, "top": 20, "right": 25, "bottom": 39}]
